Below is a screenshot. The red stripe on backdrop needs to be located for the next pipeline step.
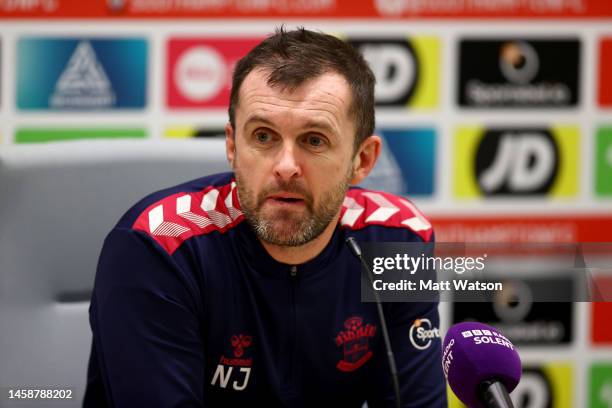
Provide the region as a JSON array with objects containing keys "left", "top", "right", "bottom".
[
  {"left": 592, "top": 278, "right": 612, "bottom": 345},
  {"left": 430, "top": 215, "right": 612, "bottom": 243},
  {"left": 599, "top": 39, "right": 612, "bottom": 107},
  {"left": 2, "top": 0, "right": 612, "bottom": 19}
]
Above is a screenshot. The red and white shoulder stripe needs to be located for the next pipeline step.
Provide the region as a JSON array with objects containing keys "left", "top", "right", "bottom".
[
  {"left": 339, "top": 189, "right": 433, "bottom": 242},
  {"left": 132, "top": 181, "right": 244, "bottom": 254}
]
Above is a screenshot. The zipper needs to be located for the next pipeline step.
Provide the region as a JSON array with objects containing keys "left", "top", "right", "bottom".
[{"left": 287, "top": 265, "right": 298, "bottom": 398}]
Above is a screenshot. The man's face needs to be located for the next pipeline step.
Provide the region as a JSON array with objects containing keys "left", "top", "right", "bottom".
[{"left": 227, "top": 69, "right": 357, "bottom": 247}]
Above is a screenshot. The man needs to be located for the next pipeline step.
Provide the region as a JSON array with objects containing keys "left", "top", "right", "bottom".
[{"left": 84, "top": 27, "right": 446, "bottom": 407}]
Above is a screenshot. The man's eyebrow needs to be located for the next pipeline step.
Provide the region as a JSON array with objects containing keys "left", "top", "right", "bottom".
[
  {"left": 243, "top": 114, "right": 275, "bottom": 129},
  {"left": 301, "top": 119, "right": 336, "bottom": 134},
  {"left": 243, "top": 115, "right": 337, "bottom": 135}
]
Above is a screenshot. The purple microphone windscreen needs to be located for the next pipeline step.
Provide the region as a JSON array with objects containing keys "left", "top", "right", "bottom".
[{"left": 442, "top": 322, "right": 521, "bottom": 408}]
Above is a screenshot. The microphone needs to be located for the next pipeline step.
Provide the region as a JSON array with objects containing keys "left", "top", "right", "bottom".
[
  {"left": 442, "top": 322, "right": 521, "bottom": 408},
  {"left": 345, "top": 237, "right": 401, "bottom": 408}
]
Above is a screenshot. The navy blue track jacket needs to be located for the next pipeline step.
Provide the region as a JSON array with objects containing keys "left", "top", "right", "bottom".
[{"left": 84, "top": 172, "right": 447, "bottom": 407}]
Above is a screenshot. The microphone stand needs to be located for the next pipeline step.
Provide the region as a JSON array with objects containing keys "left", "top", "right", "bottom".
[
  {"left": 346, "top": 237, "right": 401, "bottom": 408},
  {"left": 480, "top": 380, "right": 515, "bottom": 408}
]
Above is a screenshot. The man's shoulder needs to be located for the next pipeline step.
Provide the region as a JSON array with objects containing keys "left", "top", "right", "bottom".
[
  {"left": 340, "top": 187, "right": 433, "bottom": 243},
  {"left": 115, "top": 172, "right": 245, "bottom": 254}
]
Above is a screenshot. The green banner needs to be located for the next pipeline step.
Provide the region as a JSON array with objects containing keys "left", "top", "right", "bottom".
[
  {"left": 590, "top": 363, "right": 612, "bottom": 408},
  {"left": 595, "top": 127, "right": 612, "bottom": 196},
  {"left": 15, "top": 128, "right": 146, "bottom": 143}
]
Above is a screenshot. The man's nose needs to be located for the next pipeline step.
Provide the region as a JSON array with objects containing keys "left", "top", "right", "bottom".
[{"left": 273, "top": 142, "right": 302, "bottom": 181}]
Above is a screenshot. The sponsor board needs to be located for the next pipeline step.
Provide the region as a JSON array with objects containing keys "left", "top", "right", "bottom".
[
  {"left": 359, "top": 128, "right": 435, "bottom": 195},
  {"left": 0, "top": 38, "right": 2, "bottom": 108},
  {"left": 592, "top": 277, "right": 612, "bottom": 345},
  {"left": 15, "top": 128, "right": 146, "bottom": 143},
  {"left": 1, "top": 0, "right": 611, "bottom": 18},
  {"left": 167, "top": 37, "right": 262, "bottom": 108},
  {"left": 449, "top": 363, "right": 573, "bottom": 408},
  {"left": 511, "top": 365, "right": 573, "bottom": 408},
  {"left": 452, "top": 279, "right": 574, "bottom": 345},
  {"left": 17, "top": 37, "right": 147, "bottom": 110},
  {"left": 164, "top": 126, "right": 225, "bottom": 139},
  {"left": 454, "top": 126, "right": 578, "bottom": 197},
  {"left": 458, "top": 39, "right": 580, "bottom": 108},
  {"left": 431, "top": 216, "right": 612, "bottom": 243},
  {"left": 599, "top": 38, "right": 612, "bottom": 107},
  {"left": 348, "top": 37, "right": 439, "bottom": 109},
  {"left": 595, "top": 127, "right": 612, "bottom": 196},
  {"left": 590, "top": 363, "right": 612, "bottom": 408}
]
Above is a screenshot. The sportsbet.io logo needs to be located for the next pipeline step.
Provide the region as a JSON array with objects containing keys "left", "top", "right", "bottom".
[
  {"left": 409, "top": 318, "right": 440, "bottom": 350},
  {"left": 458, "top": 38, "right": 579, "bottom": 107},
  {"left": 499, "top": 41, "right": 539, "bottom": 85}
]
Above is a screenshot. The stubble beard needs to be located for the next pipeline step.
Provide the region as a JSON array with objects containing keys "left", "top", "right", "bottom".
[{"left": 235, "top": 165, "right": 353, "bottom": 247}]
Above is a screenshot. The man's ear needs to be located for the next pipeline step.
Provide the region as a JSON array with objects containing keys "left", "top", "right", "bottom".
[
  {"left": 225, "top": 122, "right": 236, "bottom": 169},
  {"left": 350, "top": 135, "right": 382, "bottom": 185}
]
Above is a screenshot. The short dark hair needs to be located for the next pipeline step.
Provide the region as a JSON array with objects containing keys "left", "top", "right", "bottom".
[{"left": 229, "top": 27, "right": 376, "bottom": 150}]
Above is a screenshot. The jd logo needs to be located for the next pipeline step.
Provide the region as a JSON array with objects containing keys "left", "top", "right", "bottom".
[
  {"left": 475, "top": 129, "right": 559, "bottom": 195},
  {"left": 349, "top": 39, "right": 419, "bottom": 105},
  {"left": 511, "top": 368, "right": 553, "bottom": 408}
]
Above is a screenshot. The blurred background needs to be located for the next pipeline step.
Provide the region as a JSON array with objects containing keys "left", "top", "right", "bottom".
[{"left": 1, "top": 0, "right": 611, "bottom": 407}]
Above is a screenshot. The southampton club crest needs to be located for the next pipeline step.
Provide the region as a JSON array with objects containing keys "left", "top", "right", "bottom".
[{"left": 335, "top": 316, "right": 377, "bottom": 372}]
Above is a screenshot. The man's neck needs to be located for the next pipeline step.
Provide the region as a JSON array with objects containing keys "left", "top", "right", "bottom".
[{"left": 259, "top": 215, "right": 339, "bottom": 265}]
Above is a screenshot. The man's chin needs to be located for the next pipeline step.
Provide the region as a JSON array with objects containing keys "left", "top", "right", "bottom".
[
  {"left": 266, "top": 222, "right": 307, "bottom": 240},
  {"left": 259, "top": 207, "right": 308, "bottom": 224},
  {"left": 255, "top": 218, "right": 318, "bottom": 247}
]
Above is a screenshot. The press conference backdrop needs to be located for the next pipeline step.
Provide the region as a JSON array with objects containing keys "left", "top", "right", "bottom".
[{"left": 1, "top": 2, "right": 612, "bottom": 407}]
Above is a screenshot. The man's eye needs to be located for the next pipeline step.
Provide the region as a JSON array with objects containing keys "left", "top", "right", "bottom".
[
  {"left": 255, "top": 132, "right": 271, "bottom": 143},
  {"left": 306, "top": 135, "right": 325, "bottom": 147}
]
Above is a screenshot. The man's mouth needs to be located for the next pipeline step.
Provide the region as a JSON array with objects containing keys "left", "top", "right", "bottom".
[
  {"left": 275, "top": 198, "right": 301, "bottom": 202},
  {"left": 266, "top": 193, "right": 306, "bottom": 205}
]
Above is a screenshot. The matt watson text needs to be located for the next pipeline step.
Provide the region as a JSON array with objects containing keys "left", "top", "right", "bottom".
[{"left": 373, "top": 279, "right": 503, "bottom": 292}]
